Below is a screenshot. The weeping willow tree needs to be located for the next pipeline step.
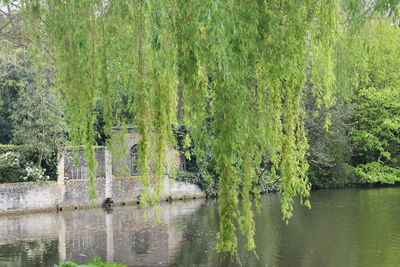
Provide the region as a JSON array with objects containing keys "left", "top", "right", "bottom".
[{"left": 18, "top": 0, "right": 400, "bottom": 254}]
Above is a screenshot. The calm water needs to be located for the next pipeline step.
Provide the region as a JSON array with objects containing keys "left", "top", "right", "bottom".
[{"left": 1, "top": 187, "right": 400, "bottom": 267}]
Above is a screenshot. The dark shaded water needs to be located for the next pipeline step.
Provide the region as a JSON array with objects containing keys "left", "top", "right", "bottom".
[{"left": 1, "top": 187, "right": 400, "bottom": 267}]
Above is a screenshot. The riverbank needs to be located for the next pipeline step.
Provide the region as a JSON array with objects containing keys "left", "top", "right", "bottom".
[{"left": 311, "top": 181, "right": 400, "bottom": 191}]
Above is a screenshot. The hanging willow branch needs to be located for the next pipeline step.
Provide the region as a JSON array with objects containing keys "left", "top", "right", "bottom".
[{"left": 18, "top": 0, "right": 399, "bottom": 254}]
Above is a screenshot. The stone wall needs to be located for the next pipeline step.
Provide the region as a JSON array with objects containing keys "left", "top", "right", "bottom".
[
  {"left": 111, "top": 127, "right": 140, "bottom": 177},
  {"left": 112, "top": 177, "right": 142, "bottom": 203},
  {"left": 63, "top": 144, "right": 181, "bottom": 180},
  {"left": 62, "top": 177, "right": 204, "bottom": 208},
  {"left": 110, "top": 127, "right": 181, "bottom": 177},
  {"left": 0, "top": 177, "right": 204, "bottom": 213},
  {"left": 64, "top": 147, "right": 106, "bottom": 180},
  {"left": 0, "top": 182, "right": 62, "bottom": 212},
  {"left": 63, "top": 178, "right": 107, "bottom": 207}
]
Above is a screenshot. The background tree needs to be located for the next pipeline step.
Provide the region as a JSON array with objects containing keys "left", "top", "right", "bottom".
[
  {"left": 350, "top": 21, "right": 400, "bottom": 183},
  {"left": 336, "top": 20, "right": 400, "bottom": 183},
  {"left": 0, "top": 0, "right": 25, "bottom": 48},
  {"left": 305, "top": 88, "right": 355, "bottom": 188},
  {"left": 11, "top": 73, "right": 67, "bottom": 167},
  {"left": 0, "top": 48, "right": 28, "bottom": 144}
]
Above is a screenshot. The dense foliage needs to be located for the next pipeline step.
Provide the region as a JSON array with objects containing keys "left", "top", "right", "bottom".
[
  {"left": 0, "top": 144, "right": 52, "bottom": 183},
  {"left": 11, "top": 69, "right": 67, "bottom": 166},
  {"left": 0, "top": 0, "right": 397, "bottom": 254},
  {"left": 305, "top": 90, "right": 355, "bottom": 188},
  {"left": 346, "top": 21, "right": 400, "bottom": 184},
  {"left": 0, "top": 46, "right": 65, "bottom": 181},
  {"left": 0, "top": 49, "right": 25, "bottom": 144}
]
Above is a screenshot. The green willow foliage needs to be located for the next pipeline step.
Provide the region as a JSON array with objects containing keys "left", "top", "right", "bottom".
[{"left": 19, "top": 0, "right": 399, "bottom": 254}]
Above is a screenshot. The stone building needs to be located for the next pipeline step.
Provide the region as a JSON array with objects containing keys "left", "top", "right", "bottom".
[
  {"left": 64, "top": 126, "right": 181, "bottom": 180},
  {"left": 56, "top": 126, "right": 192, "bottom": 208},
  {"left": 0, "top": 127, "right": 204, "bottom": 213}
]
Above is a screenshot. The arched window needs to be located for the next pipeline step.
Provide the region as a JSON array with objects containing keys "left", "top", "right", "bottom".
[{"left": 130, "top": 145, "right": 139, "bottom": 175}]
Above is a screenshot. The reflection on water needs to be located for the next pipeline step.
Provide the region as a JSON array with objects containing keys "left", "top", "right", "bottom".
[
  {"left": 1, "top": 187, "right": 400, "bottom": 267},
  {"left": 0, "top": 200, "right": 203, "bottom": 267}
]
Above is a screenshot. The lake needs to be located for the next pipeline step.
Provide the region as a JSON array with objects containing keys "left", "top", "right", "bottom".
[{"left": 1, "top": 187, "right": 399, "bottom": 266}]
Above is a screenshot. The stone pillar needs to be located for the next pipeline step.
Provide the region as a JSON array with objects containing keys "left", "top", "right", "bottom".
[
  {"left": 57, "top": 153, "right": 65, "bottom": 205},
  {"left": 105, "top": 149, "right": 113, "bottom": 199},
  {"left": 57, "top": 153, "right": 65, "bottom": 185}
]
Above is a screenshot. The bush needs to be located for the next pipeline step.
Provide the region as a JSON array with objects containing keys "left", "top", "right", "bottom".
[
  {"left": 0, "top": 150, "right": 26, "bottom": 183},
  {"left": 171, "top": 169, "right": 218, "bottom": 197},
  {"left": 0, "top": 145, "right": 52, "bottom": 183},
  {"left": 56, "top": 257, "right": 126, "bottom": 267},
  {"left": 308, "top": 162, "right": 356, "bottom": 189},
  {"left": 22, "top": 163, "right": 50, "bottom": 182},
  {"left": 0, "top": 144, "right": 19, "bottom": 154}
]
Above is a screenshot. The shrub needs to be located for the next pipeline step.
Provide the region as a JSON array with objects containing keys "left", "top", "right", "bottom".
[
  {"left": 0, "top": 144, "right": 19, "bottom": 154},
  {"left": 56, "top": 257, "right": 126, "bottom": 267},
  {"left": 0, "top": 150, "right": 26, "bottom": 183},
  {"left": 23, "top": 163, "right": 50, "bottom": 182},
  {"left": 0, "top": 145, "right": 52, "bottom": 183},
  {"left": 171, "top": 169, "right": 218, "bottom": 197}
]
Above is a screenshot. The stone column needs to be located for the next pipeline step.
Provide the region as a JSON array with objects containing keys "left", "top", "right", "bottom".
[
  {"left": 57, "top": 153, "right": 65, "bottom": 205},
  {"left": 105, "top": 149, "right": 113, "bottom": 199},
  {"left": 57, "top": 153, "right": 65, "bottom": 185}
]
